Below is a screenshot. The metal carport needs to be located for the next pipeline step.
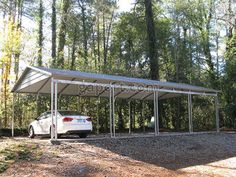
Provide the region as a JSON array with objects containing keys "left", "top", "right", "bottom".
[{"left": 11, "top": 66, "right": 220, "bottom": 140}]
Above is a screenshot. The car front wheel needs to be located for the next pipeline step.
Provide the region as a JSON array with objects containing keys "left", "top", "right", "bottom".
[{"left": 29, "top": 126, "right": 35, "bottom": 138}]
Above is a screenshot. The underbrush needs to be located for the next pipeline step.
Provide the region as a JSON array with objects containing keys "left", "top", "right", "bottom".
[{"left": 0, "top": 128, "right": 28, "bottom": 137}]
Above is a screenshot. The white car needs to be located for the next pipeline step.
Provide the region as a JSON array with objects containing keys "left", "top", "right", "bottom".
[{"left": 28, "top": 111, "right": 92, "bottom": 138}]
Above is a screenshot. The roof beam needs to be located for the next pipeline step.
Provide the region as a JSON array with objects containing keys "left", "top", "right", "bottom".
[
  {"left": 114, "top": 90, "right": 124, "bottom": 97},
  {"left": 142, "top": 92, "right": 153, "bottom": 100},
  {"left": 78, "top": 80, "right": 97, "bottom": 96},
  {"left": 36, "top": 77, "right": 50, "bottom": 94},
  {"left": 97, "top": 82, "right": 117, "bottom": 97},
  {"left": 97, "top": 87, "right": 109, "bottom": 97},
  {"left": 54, "top": 79, "right": 218, "bottom": 96},
  {"left": 158, "top": 92, "right": 169, "bottom": 99},
  {"left": 58, "top": 78, "right": 76, "bottom": 95},
  {"left": 127, "top": 90, "right": 143, "bottom": 100}
]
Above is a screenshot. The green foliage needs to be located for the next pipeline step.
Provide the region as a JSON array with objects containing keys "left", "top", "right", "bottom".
[
  {"left": 223, "top": 30, "right": 236, "bottom": 128},
  {"left": 0, "top": 128, "right": 28, "bottom": 137},
  {"left": 0, "top": 143, "right": 42, "bottom": 173},
  {"left": 0, "top": 162, "right": 8, "bottom": 173}
]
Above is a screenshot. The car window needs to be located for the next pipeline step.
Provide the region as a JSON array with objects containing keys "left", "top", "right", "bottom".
[
  {"left": 39, "top": 111, "right": 51, "bottom": 119},
  {"left": 46, "top": 111, "right": 51, "bottom": 115},
  {"left": 38, "top": 115, "right": 45, "bottom": 120},
  {"left": 40, "top": 113, "right": 45, "bottom": 117},
  {"left": 59, "top": 111, "right": 80, "bottom": 116},
  {"left": 45, "top": 114, "right": 51, "bottom": 119}
]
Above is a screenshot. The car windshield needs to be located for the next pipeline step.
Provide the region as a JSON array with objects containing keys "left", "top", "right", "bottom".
[{"left": 58, "top": 111, "right": 80, "bottom": 116}]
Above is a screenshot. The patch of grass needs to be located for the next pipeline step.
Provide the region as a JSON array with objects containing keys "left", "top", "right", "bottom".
[
  {"left": 0, "top": 161, "right": 8, "bottom": 173},
  {"left": 0, "top": 143, "right": 42, "bottom": 173}
]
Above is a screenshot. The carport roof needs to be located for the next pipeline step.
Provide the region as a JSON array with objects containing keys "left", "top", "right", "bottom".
[{"left": 11, "top": 66, "right": 218, "bottom": 100}]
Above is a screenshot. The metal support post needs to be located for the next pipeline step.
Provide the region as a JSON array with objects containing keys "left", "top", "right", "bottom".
[
  {"left": 215, "top": 95, "right": 220, "bottom": 132},
  {"left": 96, "top": 97, "right": 100, "bottom": 134},
  {"left": 109, "top": 84, "right": 113, "bottom": 137},
  {"left": 141, "top": 101, "right": 145, "bottom": 132},
  {"left": 12, "top": 94, "right": 15, "bottom": 137},
  {"left": 188, "top": 94, "right": 193, "bottom": 133},
  {"left": 51, "top": 78, "right": 54, "bottom": 139},
  {"left": 129, "top": 101, "right": 131, "bottom": 134},
  {"left": 112, "top": 87, "right": 115, "bottom": 137},
  {"left": 156, "top": 91, "right": 159, "bottom": 135},
  {"left": 54, "top": 82, "right": 58, "bottom": 140},
  {"left": 154, "top": 91, "right": 157, "bottom": 135},
  {"left": 154, "top": 91, "right": 159, "bottom": 136}
]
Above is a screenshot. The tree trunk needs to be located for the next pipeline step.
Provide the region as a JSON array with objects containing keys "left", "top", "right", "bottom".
[
  {"left": 174, "top": 24, "right": 181, "bottom": 131},
  {"left": 188, "top": 28, "right": 193, "bottom": 84},
  {"left": 104, "top": 10, "right": 114, "bottom": 69},
  {"left": 37, "top": 0, "right": 43, "bottom": 66},
  {"left": 117, "top": 102, "right": 124, "bottom": 131},
  {"left": 78, "top": 0, "right": 88, "bottom": 68},
  {"left": 14, "top": 0, "right": 23, "bottom": 81},
  {"left": 103, "top": 11, "right": 106, "bottom": 69},
  {"left": 57, "top": 0, "right": 70, "bottom": 68},
  {"left": 202, "top": 31, "right": 215, "bottom": 83},
  {"left": 144, "top": 0, "right": 159, "bottom": 80},
  {"left": 203, "top": 0, "right": 215, "bottom": 86},
  {"left": 216, "top": 34, "right": 219, "bottom": 78},
  {"left": 97, "top": 15, "right": 101, "bottom": 71},
  {"left": 51, "top": 0, "right": 57, "bottom": 66},
  {"left": 92, "top": 22, "right": 97, "bottom": 69},
  {"left": 70, "top": 26, "right": 77, "bottom": 70}
]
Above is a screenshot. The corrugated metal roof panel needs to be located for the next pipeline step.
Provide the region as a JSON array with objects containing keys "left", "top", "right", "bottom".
[
  {"left": 35, "top": 66, "right": 218, "bottom": 93},
  {"left": 11, "top": 66, "right": 218, "bottom": 99}
]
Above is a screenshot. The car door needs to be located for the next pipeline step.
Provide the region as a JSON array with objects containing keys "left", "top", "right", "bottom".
[
  {"left": 37, "top": 114, "right": 47, "bottom": 134},
  {"left": 42, "top": 113, "right": 51, "bottom": 134},
  {"left": 33, "top": 114, "right": 45, "bottom": 134}
]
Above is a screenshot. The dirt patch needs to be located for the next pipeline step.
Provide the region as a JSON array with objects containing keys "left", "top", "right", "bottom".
[{"left": 0, "top": 133, "right": 236, "bottom": 176}]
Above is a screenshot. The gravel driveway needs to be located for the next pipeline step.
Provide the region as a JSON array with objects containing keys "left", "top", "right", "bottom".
[{"left": 1, "top": 132, "right": 236, "bottom": 176}]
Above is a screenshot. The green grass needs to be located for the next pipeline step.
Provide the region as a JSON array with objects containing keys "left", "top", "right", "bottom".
[
  {"left": 0, "top": 162, "right": 8, "bottom": 173},
  {"left": 0, "top": 143, "right": 42, "bottom": 173}
]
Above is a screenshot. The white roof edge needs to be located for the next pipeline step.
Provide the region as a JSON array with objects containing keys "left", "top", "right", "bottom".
[
  {"left": 11, "top": 66, "right": 52, "bottom": 92},
  {"left": 27, "top": 65, "right": 52, "bottom": 76}
]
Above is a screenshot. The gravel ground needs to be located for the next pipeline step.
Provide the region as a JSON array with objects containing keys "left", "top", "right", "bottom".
[{"left": 1, "top": 132, "right": 236, "bottom": 177}]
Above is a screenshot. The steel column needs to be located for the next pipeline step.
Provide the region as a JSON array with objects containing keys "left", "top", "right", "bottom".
[
  {"left": 55, "top": 82, "right": 58, "bottom": 140},
  {"left": 96, "top": 97, "right": 100, "bottom": 134},
  {"left": 112, "top": 87, "right": 115, "bottom": 137},
  {"left": 109, "top": 84, "right": 113, "bottom": 137},
  {"left": 129, "top": 101, "right": 131, "bottom": 134},
  {"left": 141, "top": 101, "right": 145, "bottom": 132},
  {"left": 188, "top": 94, "right": 193, "bottom": 133},
  {"left": 156, "top": 91, "right": 159, "bottom": 135},
  {"left": 12, "top": 94, "right": 15, "bottom": 137},
  {"left": 50, "top": 78, "right": 54, "bottom": 139},
  {"left": 154, "top": 91, "right": 159, "bottom": 136},
  {"left": 215, "top": 95, "right": 220, "bottom": 132},
  {"left": 154, "top": 91, "right": 157, "bottom": 135}
]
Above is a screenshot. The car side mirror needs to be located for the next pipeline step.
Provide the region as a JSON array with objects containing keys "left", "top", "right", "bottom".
[{"left": 35, "top": 118, "right": 39, "bottom": 121}]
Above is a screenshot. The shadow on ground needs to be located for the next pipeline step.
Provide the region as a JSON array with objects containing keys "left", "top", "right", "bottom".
[{"left": 78, "top": 132, "right": 236, "bottom": 170}]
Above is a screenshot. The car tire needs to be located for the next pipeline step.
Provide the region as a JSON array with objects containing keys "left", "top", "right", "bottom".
[
  {"left": 29, "top": 126, "right": 35, "bottom": 138},
  {"left": 78, "top": 133, "right": 87, "bottom": 138}
]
